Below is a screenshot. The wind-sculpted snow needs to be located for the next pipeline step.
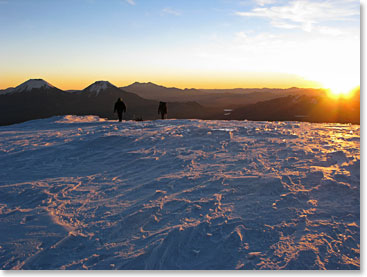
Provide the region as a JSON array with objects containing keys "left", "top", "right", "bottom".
[{"left": 0, "top": 116, "right": 360, "bottom": 270}]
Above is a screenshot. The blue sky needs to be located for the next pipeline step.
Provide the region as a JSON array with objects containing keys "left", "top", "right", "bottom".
[{"left": 0, "top": 0, "right": 360, "bottom": 91}]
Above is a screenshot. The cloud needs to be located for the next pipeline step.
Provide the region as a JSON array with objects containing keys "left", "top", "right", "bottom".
[
  {"left": 236, "top": 0, "right": 359, "bottom": 32},
  {"left": 254, "top": 0, "right": 276, "bottom": 6},
  {"left": 162, "top": 8, "right": 181, "bottom": 16},
  {"left": 125, "top": 0, "right": 135, "bottom": 6}
]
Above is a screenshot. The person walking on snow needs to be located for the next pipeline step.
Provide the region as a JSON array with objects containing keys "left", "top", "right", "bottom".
[
  {"left": 158, "top": 101, "right": 167, "bottom": 120},
  {"left": 114, "top": 98, "right": 126, "bottom": 122}
]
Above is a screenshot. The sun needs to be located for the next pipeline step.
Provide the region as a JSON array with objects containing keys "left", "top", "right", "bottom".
[
  {"left": 327, "top": 89, "right": 350, "bottom": 98},
  {"left": 320, "top": 78, "right": 358, "bottom": 99},
  {"left": 326, "top": 86, "right": 357, "bottom": 99}
]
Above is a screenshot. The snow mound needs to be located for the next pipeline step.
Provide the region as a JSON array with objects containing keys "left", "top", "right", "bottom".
[
  {"left": 0, "top": 116, "right": 360, "bottom": 270},
  {"left": 6, "top": 79, "right": 55, "bottom": 94},
  {"left": 56, "top": 115, "right": 108, "bottom": 124}
]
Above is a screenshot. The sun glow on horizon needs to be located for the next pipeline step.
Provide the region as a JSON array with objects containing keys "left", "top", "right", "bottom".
[
  {"left": 324, "top": 85, "right": 359, "bottom": 100},
  {"left": 320, "top": 76, "right": 359, "bottom": 99}
]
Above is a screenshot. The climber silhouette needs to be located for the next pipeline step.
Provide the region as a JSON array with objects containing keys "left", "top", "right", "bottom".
[
  {"left": 114, "top": 98, "right": 126, "bottom": 122},
  {"left": 158, "top": 101, "right": 167, "bottom": 119}
]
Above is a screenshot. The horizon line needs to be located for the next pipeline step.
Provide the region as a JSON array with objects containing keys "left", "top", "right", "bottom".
[{"left": 0, "top": 78, "right": 330, "bottom": 92}]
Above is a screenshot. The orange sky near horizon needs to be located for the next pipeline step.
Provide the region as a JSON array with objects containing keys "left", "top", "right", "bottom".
[
  {"left": 0, "top": 71, "right": 324, "bottom": 91},
  {"left": 0, "top": 0, "right": 359, "bottom": 94}
]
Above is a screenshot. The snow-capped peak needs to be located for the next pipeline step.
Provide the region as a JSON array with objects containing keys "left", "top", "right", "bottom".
[
  {"left": 11, "top": 79, "right": 55, "bottom": 93},
  {"left": 85, "top": 81, "right": 116, "bottom": 95}
]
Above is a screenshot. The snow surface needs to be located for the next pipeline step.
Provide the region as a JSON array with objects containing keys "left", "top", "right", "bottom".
[
  {"left": 0, "top": 116, "right": 360, "bottom": 270},
  {"left": 85, "top": 81, "right": 114, "bottom": 95},
  {"left": 5, "top": 79, "right": 55, "bottom": 94}
]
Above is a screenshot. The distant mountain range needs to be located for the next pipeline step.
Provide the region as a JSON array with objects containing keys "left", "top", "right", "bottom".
[
  {"left": 120, "top": 81, "right": 359, "bottom": 124},
  {"left": 121, "top": 82, "right": 326, "bottom": 109},
  {"left": 229, "top": 91, "right": 360, "bottom": 124},
  {"left": 0, "top": 79, "right": 215, "bottom": 126},
  {"left": 0, "top": 79, "right": 360, "bottom": 125}
]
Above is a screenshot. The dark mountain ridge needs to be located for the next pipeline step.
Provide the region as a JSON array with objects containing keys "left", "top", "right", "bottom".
[
  {"left": 0, "top": 79, "right": 359, "bottom": 125},
  {"left": 228, "top": 89, "right": 360, "bottom": 124},
  {"left": 0, "top": 79, "right": 215, "bottom": 126},
  {"left": 121, "top": 82, "right": 326, "bottom": 109}
]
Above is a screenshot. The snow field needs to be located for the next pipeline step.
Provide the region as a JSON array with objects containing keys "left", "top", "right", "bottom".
[{"left": 0, "top": 116, "right": 360, "bottom": 269}]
